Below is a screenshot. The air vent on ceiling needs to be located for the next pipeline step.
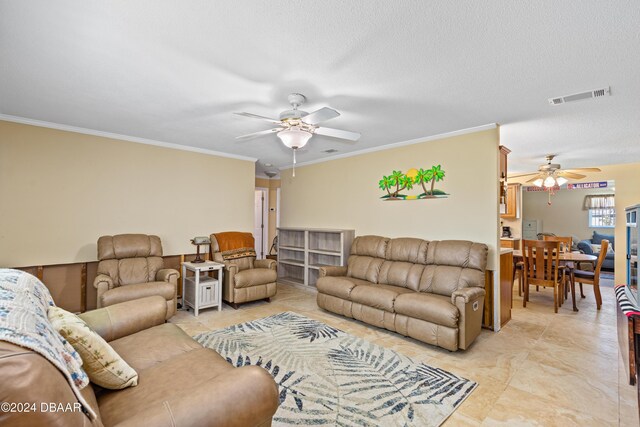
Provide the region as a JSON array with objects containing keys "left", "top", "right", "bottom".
[
  {"left": 548, "top": 87, "right": 610, "bottom": 105},
  {"left": 323, "top": 149, "right": 339, "bottom": 153}
]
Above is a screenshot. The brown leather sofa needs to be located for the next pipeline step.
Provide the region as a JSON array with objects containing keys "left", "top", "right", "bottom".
[
  {"left": 0, "top": 296, "right": 279, "bottom": 427},
  {"left": 317, "top": 235, "right": 488, "bottom": 351},
  {"left": 209, "top": 233, "right": 277, "bottom": 309},
  {"left": 94, "top": 234, "right": 179, "bottom": 320}
]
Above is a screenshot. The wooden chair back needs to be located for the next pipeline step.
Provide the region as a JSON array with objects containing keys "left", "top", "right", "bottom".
[
  {"left": 522, "top": 239, "right": 561, "bottom": 287},
  {"left": 594, "top": 239, "right": 609, "bottom": 278},
  {"left": 542, "top": 235, "right": 572, "bottom": 252}
]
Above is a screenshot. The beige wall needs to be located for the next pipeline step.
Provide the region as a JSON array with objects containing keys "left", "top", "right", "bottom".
[
  {"left": 522, "top": 186, "right": 613, "bottom": 242},
  {"left": 280, "top": 128, "right": 500, "bottom": 270},
  {"left": 0, "top": 120, "right": 255, "bottom": 266},
  {"left": 511, "top": 162, "right": 640, "bottom": 284},
  {"left": 255, "top": 178, "right": 281, "bottom": 254}
]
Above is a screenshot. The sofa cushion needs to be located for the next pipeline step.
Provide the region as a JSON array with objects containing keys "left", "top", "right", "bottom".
[
  {"left": 427, "top": 240, "right": 487, "bottom": 271},
  {"left": 317, "top": 276, "right": 370, "bottom": 299},
  {"left": 109, "top": 323, "right": 202, "bottom": 372},
  {"left": 101, "top": 281, "right": 175, "bottom": 307},
  {"left": 97, "top": 348, "right": 232, "bottom": 427},
  {"left": 234, "top": 268, "right": 277, "bottom": 288},
  {"left": 592, "top": 231, "right": 615, "bottom": 249},
  {"left": 394, "top": 293, "right": 459, "bottom": 328},
  {"left": 421, "top": 241, "right": 487, "bottom": 296},
  {"left": 591, "top": 243, "right": 614, "bottom": 255},
  {"left": 48, "top": 306, "right": 138, "bottom": 390},
  {"left": 378, "top": 261, "right": 425, "bottom": 291},
  {"left": 351, "top": 235, "right": 389, "bottom": 258},
  {"left": 385, "top": 238, "right": 429, "bottom": 264},
  {"left": 350, "top": 284, "right": 413, "bottom": 312},
  {"left": 347, "top": 255, "right": 384, "bottom": 282}
]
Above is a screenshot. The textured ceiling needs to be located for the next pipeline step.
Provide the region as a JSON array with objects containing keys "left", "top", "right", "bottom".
[{"left": 1, "top": 1, "right": 639, "bottom": 177}]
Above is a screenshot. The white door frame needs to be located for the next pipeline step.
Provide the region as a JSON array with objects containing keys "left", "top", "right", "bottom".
[{"left": 254, "top": 187, "right": 269, "bottom": 259}]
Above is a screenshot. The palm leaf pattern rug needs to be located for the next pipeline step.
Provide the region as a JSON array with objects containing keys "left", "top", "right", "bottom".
[{"left": 196, "top": 312, "right": 476, "bottom": 426}]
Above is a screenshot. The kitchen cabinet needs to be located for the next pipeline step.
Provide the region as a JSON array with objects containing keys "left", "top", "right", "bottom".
[
  {"left": 501, "top": 183, "right": 520, "bottom": 219},
  {"left": 500, "top": 250, "right": 513, "bottom": 327},
  {"left": 500, "top": 239, "right": 520, "bottom": 250}
]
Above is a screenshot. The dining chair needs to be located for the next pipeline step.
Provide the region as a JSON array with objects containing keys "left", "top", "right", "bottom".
[
  {"left": 573, "top": 239, "right": 609, "bottom": 310},
  {"left": 522, "top": 239, "right": 566, "bottom": 313},
  {"left": 542, "top": 235, "right": 576, "bottom": 299},
  {"left": 512, "top": 259, "right": 524, "bottom": 297}
]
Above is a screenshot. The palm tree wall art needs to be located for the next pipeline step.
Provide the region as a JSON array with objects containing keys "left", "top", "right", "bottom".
[{"left": 379, "top": 165, "right": 448, "bottom": 200}]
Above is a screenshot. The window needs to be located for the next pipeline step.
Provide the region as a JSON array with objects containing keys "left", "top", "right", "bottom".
[
  {"left": 588, "top": 207, "right": 616, "bottom": 228},
  {"left": 584, "top": 194, "right": 615, "bottom": 228}
]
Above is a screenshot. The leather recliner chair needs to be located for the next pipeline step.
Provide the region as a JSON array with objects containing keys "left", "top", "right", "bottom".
[
  {"left": 93, "top": 234, "right": 179, "bottom": 319},
  {"left": 209, "top": 232, "right": 277, "bottom": 309}
]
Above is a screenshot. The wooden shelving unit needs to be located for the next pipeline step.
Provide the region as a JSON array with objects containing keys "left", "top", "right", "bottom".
[{"left": 277, "top": 227, "right": 355, "bottom": 287}]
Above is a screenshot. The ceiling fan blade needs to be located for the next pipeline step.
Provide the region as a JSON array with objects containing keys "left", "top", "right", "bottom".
[
  {"left": 508, "top": 172, "right": 540, "bottom": 179},
  {"left": 557, "top": 171, "right": 586, "bottom": 179},
  {"left": 526, "top": 175, "right": 543, "bottom": 183},
  {"left": 234, "top": 112, "right": 282, "bottom": 125},
  {"left": 314, "top": 126, "right": 361, "bottom": 141},
  {"left": 301, "top": 107, "right": 340, "bottom": 125},
  {"left": 564, "top": 167, "right": 601, "bottom": 173},
  {"left": 235, "top": 128, "right": 282, "bottom": 141}
]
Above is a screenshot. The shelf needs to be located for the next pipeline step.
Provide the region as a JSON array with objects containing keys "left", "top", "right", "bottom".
[
  {"left": 277, "top": 227, "right": 354, "bottom": 287},
  {"left": 308, "top": 263, "right": 334, "bottom": 270},
  {"left": 279, "top": 245, "right": 305, "bottom": 252},
  {"left": 308, "top": 249, "right": 341, "bottom": 256},
  {"left": 279, "top": 259, "right": 305, "bottom": 267},
  {"left": 278, "top": 276, "right": 304, "bottom": 286},
  {"left": 184, "top": 277, "right": 218, "bottom": 286}
]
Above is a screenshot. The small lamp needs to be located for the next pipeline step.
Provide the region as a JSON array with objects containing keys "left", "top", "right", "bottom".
[{"left": 190, "top": 236, "right": 211, "bottom": 263}]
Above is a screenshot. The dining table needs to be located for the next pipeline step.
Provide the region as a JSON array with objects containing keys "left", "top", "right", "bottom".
[{"left": 512, "top": 250, "right": 598, "bottom": 311}]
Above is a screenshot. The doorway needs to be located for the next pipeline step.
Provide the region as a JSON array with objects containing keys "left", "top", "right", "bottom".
[{"left": 254, "top": 188, "right": 269, "bottom": 259}]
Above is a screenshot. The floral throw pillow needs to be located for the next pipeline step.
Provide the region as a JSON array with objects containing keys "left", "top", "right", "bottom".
[{"left": 48, "top": 306, "right": 138, "bottom": 389}]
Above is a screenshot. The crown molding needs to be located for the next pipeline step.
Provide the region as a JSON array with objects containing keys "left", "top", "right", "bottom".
[
  {"left": 280, "top": 123, "right": 498, "bottom": 170},
  {"left": 0, "top": 114, "right": 258, "bottom": 162}
]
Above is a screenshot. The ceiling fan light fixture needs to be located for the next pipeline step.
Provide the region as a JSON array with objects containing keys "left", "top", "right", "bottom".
[
  {"left": 277, "top": 126, "right": 312, "bottom": 149},
  {"left": 543, "top": 175, "right": 556, "bottom": 188},
  {"left": 533, "top": 178, "right": 544, "bottom": 187},
  {"left": 556, "top": 176, "right": 568, "bottom": 186}
]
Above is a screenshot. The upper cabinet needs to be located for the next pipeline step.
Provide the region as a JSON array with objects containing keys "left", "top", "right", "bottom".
[
  {"left": 499, "top": 146, "right": 510, "bottom": 203},
  {"left": 501, "top": 183, "right": 520, "bottom": 219},
  {"left": 499, "top": 145, "right": 520, "bottom": 219}
]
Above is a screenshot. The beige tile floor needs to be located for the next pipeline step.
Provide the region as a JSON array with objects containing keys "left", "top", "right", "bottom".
[{"left": 171, "top": 279, "right": 639, "bottom": 426}]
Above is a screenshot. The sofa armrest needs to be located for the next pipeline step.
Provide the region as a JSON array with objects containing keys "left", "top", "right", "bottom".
[
  {"left": 93, "top": 274, "right": 114, "bottom": 290},
  {"left": 78, "top": 296, "right": 167, "bottom": 342},
  {"left": 223, "top": 262, "right": 238, "bottom": 283},
  {"left": 452, "top": 287, "right": 485, "bottom": 350},
  {"left": 319, "top": 266, "right": 348, "bottom": 278},
  {"left": 255, "top": 259, "right": 276, "bottom": 270},
  {"left": 577, "top": 240, "right": 594, "bottom": 255},
  {"left": 93, "top": 274, "right": 114, "bottom": 309},
  {"left": 451, "top": 287, "right": 485, "bottom": 305},
  {"left": 156, "top": 268, "right": 179, "bottom": 284},
  {"left": 112, "top": 365, "right": 279, "bottom": 427}
]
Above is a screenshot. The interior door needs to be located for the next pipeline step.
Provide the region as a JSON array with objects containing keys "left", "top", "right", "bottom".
[{"left": 254, "top": 189, "right": 268, "bottom": 259}]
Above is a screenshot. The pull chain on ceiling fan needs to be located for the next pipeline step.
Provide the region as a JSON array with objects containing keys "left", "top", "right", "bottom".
[{"left": 234, "top": 93, "right": 361, "bottom": 176}]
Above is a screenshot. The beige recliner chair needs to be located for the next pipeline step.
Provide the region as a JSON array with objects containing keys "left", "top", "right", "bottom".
[
  {"left": 210, "top": 232, "right": 277, "bottom": 309},
  {"left": 93, "top": 234, "right": 178, "bottom": 319}
]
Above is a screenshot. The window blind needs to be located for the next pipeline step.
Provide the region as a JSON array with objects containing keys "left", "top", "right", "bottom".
[{"left": 583, "top": 194, "right": 615, "bottom": 210}]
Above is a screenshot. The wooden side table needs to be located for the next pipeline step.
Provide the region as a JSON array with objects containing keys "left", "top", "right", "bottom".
[{"left": 181, "top": 261, "right": 224, "bottom": 316}]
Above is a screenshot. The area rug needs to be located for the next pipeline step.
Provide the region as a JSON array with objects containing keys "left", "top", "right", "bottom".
[{"left": 195, "top": 312, "right": 476, "bottom": 426}]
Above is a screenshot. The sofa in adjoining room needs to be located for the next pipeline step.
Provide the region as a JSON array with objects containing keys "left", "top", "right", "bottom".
[
  {"left": 1, "top": 269, "right": 279, "bottom": 427},
  {"left": 577, "top": 231, "right": 615, "bottom": 271},
  {"left": 316, "top": 235, "right": 488, "bottom": 352}
]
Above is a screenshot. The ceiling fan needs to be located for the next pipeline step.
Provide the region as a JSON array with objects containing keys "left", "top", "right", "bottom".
[
  {"left": 509, "top": 155, "right": 601, "bottom": 188},
  {"left": 234, "top": 93, "right": 360, "bottom": 176}
]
